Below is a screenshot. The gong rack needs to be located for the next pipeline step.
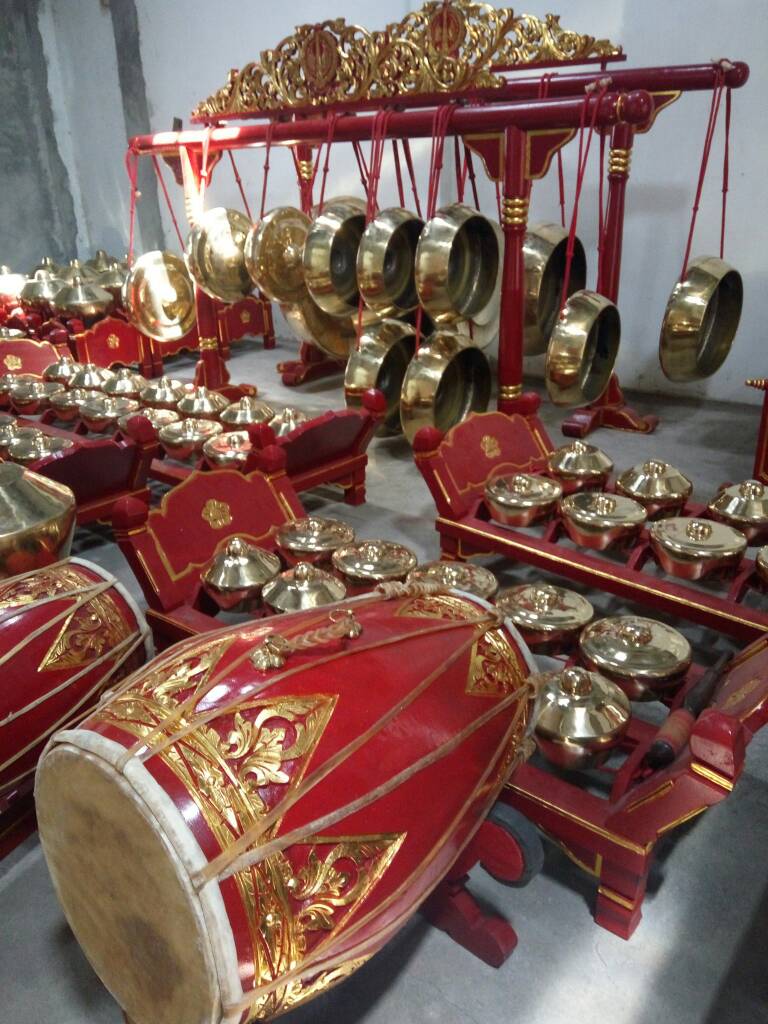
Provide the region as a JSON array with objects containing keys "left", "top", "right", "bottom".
[{"left": 125, "top": 2, "right": 749, "bottom": 434}]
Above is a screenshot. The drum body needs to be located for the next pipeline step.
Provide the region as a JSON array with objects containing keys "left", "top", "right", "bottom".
[
  {"left": 37, "top": 588, "right": 535, "bottom": 1024},
  {"left": 0, "top": 558, "right": 150, "bottom": 803}
]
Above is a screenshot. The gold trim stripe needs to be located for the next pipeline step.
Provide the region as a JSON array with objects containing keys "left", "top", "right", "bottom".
[
  {"left": 597, "top": 885, "right": 636, "bottom": 911},
  {"left": 690, "top": 763, "right": 734, "bottom": 792}
]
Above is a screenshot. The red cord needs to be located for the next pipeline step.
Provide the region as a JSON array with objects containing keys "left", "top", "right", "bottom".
[
  {"left": 680, "top": 69, "right": 726, "bottom": 279},
  {"left": 352, "top": 141, "right": 370, "bottom": 195},
  {"left": 151, "top": 155, "right": 185, "bottom": 248},
  {"left": 402, "top": 139, "right": 423, "bottom": 219},
  {"left": 259, "top": 122, "right": 274, "bottom": 221},
  {"left": 227, "top": 151, "right": 252, "bottom": 221},
  {"left": 392, "top": 139, "right": 406, "bottom": 207},
  {"left": 316, "top": 114, "right": 340, "bottom": 212},
  {"left": 199, "top": 126, "right": 213, "bottom": 210},
  {"left": 125, "top": 150, "right": 139, "bottom": 266},
  {"left": 720, "top": 87, "right": 732, "bottom": 260},
  {"left": 463, "top": 143, "right": 480, "bottom": 210}
]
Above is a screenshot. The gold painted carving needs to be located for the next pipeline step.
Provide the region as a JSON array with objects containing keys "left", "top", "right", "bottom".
[
  {"left": 40, "top": 590, "right": 130, "bottom": 671},
  {"left": 499, "top": 383, "right": 523, "bottom": 400},
  {"left": 193, "top": 3, "right": 621, "bottom": 118},
  {"left": 97, "top": 635, "right": 404, "bottom": 1019},
  {"left": 198, "top": 336, "right": 220, "bottom": 351},
  {"left": 240, "top": 310, "right": 252, "bottom": 324},
  {"left": 107, "top": 333, "right": 120, "bottom": 350},
  {"left": 608, "top": 147, "right": 631, "bottom": 175},
  {"left": 201, "top": 498, "right": 232, "bottom": 529},
  {"left": 501, "top": 196, "right": 528, "bottom": 226},
  {"left": 0, "top": 563, "right": 89, "bottom": 613},
  {"left": 467, "top": 627, "right": 526, "bottom": 697},
  {"left": 3, "top": 354, "right": 21, "bottom": 371},
  {"left": 481, "top": 434, "right": 501, "bottom": 458}
]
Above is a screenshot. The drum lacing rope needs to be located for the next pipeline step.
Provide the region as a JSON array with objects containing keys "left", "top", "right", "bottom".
[
  {"left": 558, "top": 78, "right": 611, "bottom": 316},
  {"left": 679, "top": 60, "right": 732, "bottom": 279},
  {"left": 223, "top": 697, "right": 531, "bottom": 1019},
  {"left": 115, "top": 584, "right": 500, "bottom": 774}
]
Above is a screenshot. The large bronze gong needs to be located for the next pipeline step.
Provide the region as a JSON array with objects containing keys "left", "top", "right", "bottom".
[{"left": 185, "top": 207, "right": 253, "bottom": 304}]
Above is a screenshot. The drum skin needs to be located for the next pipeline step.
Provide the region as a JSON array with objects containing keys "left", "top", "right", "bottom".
[
  {"left": 0, "top": 558, "right": 150, "bottom": 802},
  {"left": 37, "top": 588, "right": 535, "bottom": 1024}
]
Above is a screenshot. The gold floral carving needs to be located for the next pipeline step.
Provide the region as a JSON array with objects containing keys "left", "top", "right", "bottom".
[
  {"left": 467, "top": 627, "right": 526, "bottom": 697},
  {"left": 193, "top": 2, "right": 621, "bottom": 118},
  {"left": 395, "top": 592, "right": 476, "bottom": 621},
  {"left": 3, "top": 354, "right": 21, "bottom": 371},
  {"left": 0, "top": 564, "right": 89, "bottom": 613},
  {"left": 40, "top": 590, "right": 131, "bottom": 671},
  {"left": 97, "top": 634, "right": 403, "bottom": 1019},
  {"left": 481, "top": 434, "right": 501, "bottom": 458},
  {"left": 107, "top": 333, "right": 120, "bottom": 350},
  {"left": 201, "top": 498, "right": 232, "bottom": 529}
]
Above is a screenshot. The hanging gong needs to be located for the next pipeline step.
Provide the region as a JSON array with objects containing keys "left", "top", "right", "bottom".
[
  {"left": 303, "top": 196, "right": 367, "bottom": 317},
  {"left": 280, "top": 294, "right": 356, "bottom": 361},
  {"left": 524, "top": 223, "right": 587, "bottom": 355},
  {"left": 344, "top": 319, "right": 417, "bottom": 435},
  {"left": 545, "top": 290, "right": 620, "bottom": 407},
  {"left": 659, "top": 256, "right": 742, "bottom": 382},
  {"left": 244, "top": 206, "right": 311, "bottom": 303},
  {"left": 414, "top": 203, "right": 500, "bottom": 324},
  {"left": 185, "top": 207, "right": 253, "bottom": 304},
  {"left": 122, "top": 251, "right": 196, "bottom": 342},
  {"left": 400, "top": 328, "right": 491, "bottom": 443},
  {"left": 357, "top": 207, "right": 424, "bottom": 317}
]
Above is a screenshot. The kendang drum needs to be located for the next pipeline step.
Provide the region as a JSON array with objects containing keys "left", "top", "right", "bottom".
[
  {"left": 37, "top": 584, "right": 536, "bottom": 1024},
  {"left": 0, "top": 558, "right": 150, "bottom": 803}
]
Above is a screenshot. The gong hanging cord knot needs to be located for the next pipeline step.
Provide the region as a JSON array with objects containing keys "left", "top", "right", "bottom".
[
  {"left": 679, "top": 66, "right": 728, "bottom": 280},
  {"left": 150, "top": 155, "right": 185, "bottom": 249},
  {"left": 426, "top": 103, "right": 456, "bottom": 219},
  {"left": 558, "top": 82, "right": 610, "bottom": 315},
  {"left": 250, "top": 609, "right": 363, "bottom": 670}
]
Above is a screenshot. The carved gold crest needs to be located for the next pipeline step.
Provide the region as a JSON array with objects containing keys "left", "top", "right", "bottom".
[
  {"left": 3, "top": 354, "right": 22, "bottom": 371},
  {"left": 201, "top": 498, "right": 232, "bottom": 529},
  {"left": 107, "top": 333, "right": 120, "bottom": 350},
  {"left": 481, "top": 434, "right": 501, "bottom": 458}
]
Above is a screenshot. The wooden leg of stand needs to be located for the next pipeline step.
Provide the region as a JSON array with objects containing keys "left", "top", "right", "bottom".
[
  {"left": 278, "top": 343, "right": 345, "bottom": 387},
  {"left": 594, "top": 857, "right": 649, "bottom": 939},
  {"left": 561, "top": 375, "right": 659, "bottom": 438},
  {"left": 343, "top": 468, "right": 366, "bottom": 506}
]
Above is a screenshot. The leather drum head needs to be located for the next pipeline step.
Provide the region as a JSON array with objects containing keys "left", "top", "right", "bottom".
[
  {"left": 244, "top": 206, "right": 311, "bottom": 303},
  {"left": 36, "top": 743, "right": 219, "bottom": 1024},
  {"left": 122, "top": 252, "right": 196, "bottom": 342},
  {"left": 186, "top": 207, "right": 253, "bottom": 304}
]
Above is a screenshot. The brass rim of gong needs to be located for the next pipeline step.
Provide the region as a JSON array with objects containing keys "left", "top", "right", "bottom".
[
  {"left": 122, "top": 252, "right": 196, "bottom": 342},
  {"left": 185, "top": 207, "right": 253, "bottom": 304},
  {"left": 400, "top": 329, "right": 492, "bottom": 444},
  {"left": 344, "top": 319, "right": 417, "bottom": 434},
  {"left": 545, "top": 290, "right": 621, "bottom": 408},
  {"left": 356, "top": 208, "right": 424, "bottom": 316},
  {"left": 280, "top": 293, "right": 357, "bottom": 360},
  {"left": 524, "top": 223, "right": 587, "bottom": 355},
  {"left": 659, "top": 256, "right": 742, "bottom": 382},
  {"left": 244, "top": 206, "right": 311, "bottom": 303},
  {"left": 303, "top": 197, "right": 368, "bottom": 318},
  {"left": 414, "top": 203, "right": 500, "bottom": 323}
]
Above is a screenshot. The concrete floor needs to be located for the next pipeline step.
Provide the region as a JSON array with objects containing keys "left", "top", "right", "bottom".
[{"left": 2, "top": 335, "right": 767, "bottom": 1024}]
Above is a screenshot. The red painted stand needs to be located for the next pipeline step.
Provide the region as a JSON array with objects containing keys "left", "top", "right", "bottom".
[
  {"left": 112, "top": 449, "right": 304, "bottom": 648},
  {"left": 0, "top": 337, "right": 60, "bottom": 384},
  {"left": 504, "top": 636, "right": 768, "bottom": 938},
  {"left": 73, "top": 315, "right": 159, "bottom": 378},
  {"left": 277, "top": 342, "right": 346, "bottom": 388},
  {"left": 413, "top": 411, "right": 768, "bottom": 643},
  {"left": 5, "top": 416, "right": 158, "bottom": 525},
  {"left": 747, "top": 377, "right": 768, "bottom": 484},
  {"left": 217, "top": 295, "right": 275, "bottom": 355}
]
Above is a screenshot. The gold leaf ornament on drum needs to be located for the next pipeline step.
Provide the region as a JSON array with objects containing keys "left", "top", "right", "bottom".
[
  {"left": 659, "top": 256, "right": 742, "bottom": 382},
  {"left": 303, "top": 197, "right": 367, "bottom": 317},
  {"left": 414, "top": 203, "right": 500, "bottom": 323},
  {"left": 186, "top": 207, "right": 254, "bottom": 304},
  {"left": 244, "top": 206, "right": 311, "bottom": 303},
  {"left": 545, "top": 290, "right": 621, "bottom": 407},
  {"left": 122, "top": 251, "right": 196, "bottom": 342},
  {"left": 399, "top": 328, "right": 491, "bottom": 443},
  {"left": 37, "top": 586, "right": 535, "bottom": 1024}
]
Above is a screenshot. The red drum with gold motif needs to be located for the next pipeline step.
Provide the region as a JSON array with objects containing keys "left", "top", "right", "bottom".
[
  {"left": 36, "top": 586, "right": 535, "bottom": 1024},
  {"left": 0, "top": 558, "right": 150, "bottom": 805}
]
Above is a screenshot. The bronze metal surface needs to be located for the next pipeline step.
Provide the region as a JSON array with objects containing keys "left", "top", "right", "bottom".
[
  {"left": 649, "top": 517, "right": 747, "bottom": 580},
  {"left": 52, "top": 276, "right": 114, "bottom": 319},
  {"left": 0, "top": 464, "right": 76, "bottom": 576},
  {"left": 220, "top": 397, "right": 275, "bottom": 427},
  {"left": 49, "top": 388, "right": 99, "bottom": 422},
  {"left": 79, "top": 396, "right": 140, "bottom": 433},
  {"left": 414, "top": 203, "right": 500, "bottom": 323},
  {"left": 96, "top": 261, "right": 127, "bottom": 301},
  {"left": 560, "top": 491, "right": 647, "bottom": 550},
  {"left": 344, "top": 319, "right": 416, "bottom": 434},
  {"left": 117, "top": 407, "right": 180, "bottom": 433},
  {"left": 186, "top": 207, "right": 253, "bottom": 304},
  {"left": 332, "top": 539, "right": 417, "bottom": 583},
  {"left": 20, "top": 270, "right": 66, "bottom": 310},
  {"left": 708, "top": 479, "right": 768, "bottom": 544},
  {"left": 497, "top": 582, "right": 594, "bottom": 648},
  {"left": 616, "top": 459, "right": 692, "bottom": 518},
  {"left": 533, "top": 666, "right": 631, "bottom": 770},
  {"left": 122, "top": 251, "right": 196, "bottom": 342},
  {"left": 659, "top": 256, "right": 742, "bottom": 382},
  {"left": 0, "top": 266, "right": 27, "bottom": 302},
  {"left": 280, "top": 294, "right": 357, "bottom": 360},
  {"left": 276, "top": 517, "right": 355, "bottom": 563},
  {"left": 176, "top": 386, "right": 229, "bottom": 420},
  {"left": 523, "top": 223, "right": 587, "bottom": 355},
  {"left": 58, "top": 259, "right": 97, "bottom": 284},
  {"left": 303, "top": 197, "right": 367, "bottom": 317},
  {"left": 262, "top": 561, "right": 347, "bottom": 613},
  {"left": 28, "top": 256, "right": 62, "bottom": 276},
  {"left": 9, "top": 380, "right": 64, "bottom": 415},
  {"left": 406, "top": 560, "right": 499, "bottom": 601},
  {"left": 70, "top": 363, "right": 114, "bottom": 392},
  {"left": 756, "top": 546, "right": 768, "bottom": 586},
  {"left": 159, "top": 418, "right": 223, "bottom": 461},
  {"left": 399, "top": 329, "right": 491, "bottom": 443},
  {"left": 357, "top": 207, "right": 424, "bottom": 316},
  {"left": 244, "top": 206, "right": 311, "bottom": 303},
  {"left": 547, "top": 440, "right": 613, "bottom": 487},
  {"left": 202, "top": 536, "right": 280, "bottom": 612},
  {"left": 7, "top": 432, "right": 74, "bottom": 465},
  {"left": 85, "top": 250, "right": 119, "bottom": 275},
  {"left": 269, "top": 406, "right": 309, "bottom": 437},
  {"left": 102, "top": 369, "right": 147, "bottom": 400},
  {"left": 545, "top": 289, "right": 620, "bottom": 407},
  {"left": 139, "top": 376, "right": 186, "bottom": 410},
  {"left": 485, "top": 472, "right": 562, "bottom": 527},
  {"left": 579, "top": 615, "right": 692, "bottom": 701},
  {"left": 202, "top": 430, "right": 252, "bottom": 467},
  {"left": 43, "top": 356, "right": 80, "bottom": 387}
]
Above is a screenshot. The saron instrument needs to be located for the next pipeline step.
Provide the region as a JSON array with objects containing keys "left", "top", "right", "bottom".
[
  {"left": 122, "top": 252, "right": 196, "bottom": 342},
  {"left": 36, "top": 585, "right": 535, "bottom": 1024},
  {"left": 0, "top": 557, "right": 150, "bottom": 801}
]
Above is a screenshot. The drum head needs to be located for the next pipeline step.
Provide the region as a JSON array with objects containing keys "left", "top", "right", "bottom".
[{"left": 37, "top": 744, "right": 219, "bottom": 1024}]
